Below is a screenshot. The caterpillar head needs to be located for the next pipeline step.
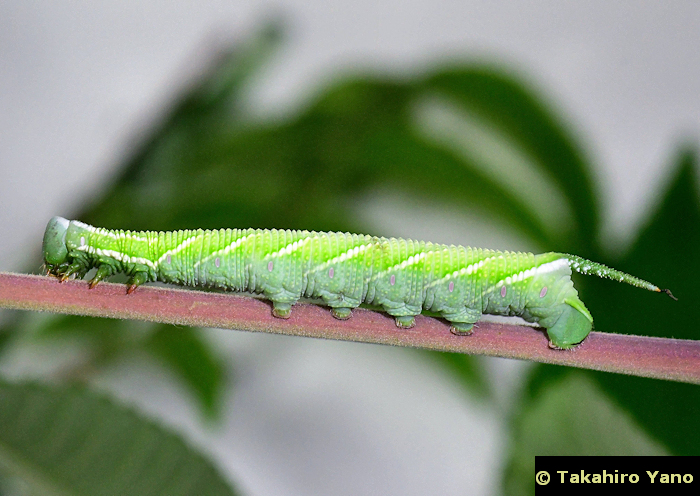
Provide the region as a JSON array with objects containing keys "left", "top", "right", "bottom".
[
  {"left": 43, "top": 216, "right": 70, "bottom": 269},
  {"left": 546, "top": 298, "right": 594, "bottom": 349}
]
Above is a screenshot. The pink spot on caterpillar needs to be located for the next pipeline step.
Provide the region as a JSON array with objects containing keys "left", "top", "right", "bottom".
[
  {"left": 448, "top": 281, "right": 454, "bottom": 292},
  {"left": 540, "top": 286, "right": 547, "bottom": 298},
  {"left": 329, "top": 267, "right": 334, "bottom": 278},
  {"left": 215, "top": 257, "right": 220, "bottom": 268},
  {"left": 268, "top": 261, "right": 274, "bottom": 272},
  {"left": 501, "top": 286, "right": 507, "bottom": 297},
  {"left": 80, "top": 237, "right": 85, "bottom": 247},
  {"left": 166, "top": 254, "right": 171, "bottom": 264},
  {"left": 390, "top": 274, "right": 396, "bottom": 286}
]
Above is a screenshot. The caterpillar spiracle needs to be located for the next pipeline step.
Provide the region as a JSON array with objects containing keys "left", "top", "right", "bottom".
[{"left": 42, "top": 217, "right": 675, "bottom": 349}]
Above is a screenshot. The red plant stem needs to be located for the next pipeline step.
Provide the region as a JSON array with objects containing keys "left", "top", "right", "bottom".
[{"left": 0, "top": 272, "right": 698, "bottom": 384}]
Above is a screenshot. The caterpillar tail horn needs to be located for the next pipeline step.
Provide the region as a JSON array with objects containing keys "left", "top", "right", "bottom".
[{"left": 563, "top": 254, "right": 676, "bottom": 299}]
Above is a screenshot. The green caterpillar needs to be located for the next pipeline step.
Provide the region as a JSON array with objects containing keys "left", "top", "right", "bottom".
[{"left": 42, "top": 216, "right": 674, "bottom": 349}]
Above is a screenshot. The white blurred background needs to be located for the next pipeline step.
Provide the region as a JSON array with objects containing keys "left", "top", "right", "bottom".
[{"left": 1, "top": 2, "right": 698, "bottom": 494}]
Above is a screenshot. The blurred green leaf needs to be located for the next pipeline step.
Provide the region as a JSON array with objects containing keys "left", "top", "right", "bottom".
[
  {"left": 33, "top": 315, "right": 224, "bottom": 419},
  {"left": 0, "top": 380, "right": 237, "bottom": 496},
  {"left": 39, "top": 315, "right": 146, "bottom": 351},
  {"left": 146, "top": 326, "right": 225, "bottom": 419},
  {"left": 422, "top": 67, "right": 598, "bottom": 252},
  {"left": 0, "top": 314, "right": 21, "bottom": 358},
  {"left": 504, "top": 373, "right": 667, "bottom": 496},
  {"left": 81, "top": 21, "right": 285, "bottom": 228}
]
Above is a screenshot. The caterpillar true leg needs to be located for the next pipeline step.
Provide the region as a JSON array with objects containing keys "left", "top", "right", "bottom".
[
  {"left": 127, "top": 271, "right": 149, "bottom": 294},
  {"left": 57, "top": 261, "right": 84, "bottom": 282},
  {"left": 88, "top": 265, "right": 114, "bottom": 289}
]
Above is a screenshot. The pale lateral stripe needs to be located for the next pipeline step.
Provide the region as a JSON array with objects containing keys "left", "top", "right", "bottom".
[
  {"left": 77, "top": 245, "right": 156, "bottom": 270},
  {"left": 80, "top": 231, "right": 205, "bottom": 270}
]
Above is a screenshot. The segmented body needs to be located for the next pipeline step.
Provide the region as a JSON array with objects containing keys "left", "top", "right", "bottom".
[{"left": 42, "top": 217, "right": 672, "bottom": 349}]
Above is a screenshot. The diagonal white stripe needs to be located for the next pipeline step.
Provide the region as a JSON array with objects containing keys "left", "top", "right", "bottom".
[
  {"left": 425, "top": 255, "right": 499, "bottom": 288},
  {"left": 158, "top": 233, "right": 204, "bottom": 264},
  {"left": 307, "top": 242, "right": 372, "bottom": 276},
  {"left": 193, "top": 232, "right": 253, "bottom": 268},
  {"left": 268, "top": 236, "right": 313, "bottom": 258},
  {"left": 369, "top": 251, "right": 428, "bottom": 283},
  {"left": 491, "top": 258, "right": 568, "bottom": 291}
]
